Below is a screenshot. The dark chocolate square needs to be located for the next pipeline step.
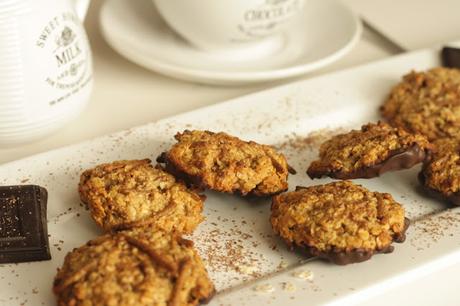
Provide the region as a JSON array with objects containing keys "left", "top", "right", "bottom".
[
  {"left": 442, "top": 47, "right": 460, "bottom": 68},
  {"left": 0, "top": 185, "right": 51, "bottom": 263}
]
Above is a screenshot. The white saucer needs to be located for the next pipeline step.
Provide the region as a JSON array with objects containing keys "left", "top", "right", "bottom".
[{"left": 100, "top": 0, "right": 362, "bottom": 85}]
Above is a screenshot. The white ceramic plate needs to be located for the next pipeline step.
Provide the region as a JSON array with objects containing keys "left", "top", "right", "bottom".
[
  {"left": 99, "top": 0, "right": 362, "bottom": 85},
  {"left": 1, "top": 47, "right": 459, "bottom": 306}
]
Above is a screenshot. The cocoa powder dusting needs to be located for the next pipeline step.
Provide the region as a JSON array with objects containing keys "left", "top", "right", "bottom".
[
  {"left": 276, "top": 128, "right": 345, "bottom": 154},
  {"left": 410, "top": 209, "right": 460, "bottom": 251},
  {"left": 193, "top": 224, "right": 268, "bottom": 282}
]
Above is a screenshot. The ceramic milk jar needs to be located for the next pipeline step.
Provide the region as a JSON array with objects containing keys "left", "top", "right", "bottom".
[{"left": 0, "top": 0, "right": 93, "bottom": 145}]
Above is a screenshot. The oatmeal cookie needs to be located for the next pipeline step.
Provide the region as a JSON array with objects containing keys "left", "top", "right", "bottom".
[
  {"left": 271, "top": 181, "right": 409, "bottom": 265},
  {"left": 419, "top": 137, "right": 460, "bottom": 205},
  {"left": 79, "top": 159, "right": 204, "bottom": 233},
  {"left": 307, "top": 122, "right": 431, "bottom": 179},
  {"left": 381, "top": 67, "right": 460, "bottom": 141},
  {"left": 157, "top": 130, "right": 292, "bottom": 196},
  {"left": 53, "top": 228, "right": 215, "bottom": 306}
]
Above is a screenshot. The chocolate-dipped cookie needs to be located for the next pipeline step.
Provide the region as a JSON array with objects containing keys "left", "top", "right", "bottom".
[
  {"left": 79, "top": 159, "right": 205, "bottom": 233},
  {"left": 53, "top": 227, "right": 215, "bottom": 306},
  {"left": 270, "top": 181, "right": 409, "bottom": 265},
  {"left": 307, "top": 122, "right": 431, "bottom": 180},
  {"left": 157, "top": 130, "right": 292, "bottom": 196},
  {"left": 381, "top": 67, "right": 460, "bottom": 141},
  {"left": 419, "top": 137, "right": 460, "bottom": 205}
]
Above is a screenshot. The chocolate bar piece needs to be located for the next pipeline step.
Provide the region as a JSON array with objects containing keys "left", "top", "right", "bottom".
[
  {"left": 0, "top": 185, "right": 51, "bottom": 263},
  {"left": 442, "top": 47, "right": 460, "bottom": 68}
]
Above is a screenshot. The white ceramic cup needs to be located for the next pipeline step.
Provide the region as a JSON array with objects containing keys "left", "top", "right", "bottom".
[
  {"left": 153, "top": 0, "right": 305, "bottom": 54},
  {"left": 0, "top": 0, "right": 92, "bottom": 146}
]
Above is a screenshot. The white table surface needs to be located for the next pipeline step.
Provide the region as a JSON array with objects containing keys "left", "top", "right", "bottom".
[{"left": 0, "top": 1, "right": 458, "bottom": 305}]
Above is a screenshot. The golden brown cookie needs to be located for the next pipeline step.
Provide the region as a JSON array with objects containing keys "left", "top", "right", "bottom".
[
  {"left": 271, "top": 181, "right": 409, "bottom": 265},
  {"left": 307, "top": 122, "right": 431, "bottom": 179},
  {"left": 53, "top": 228, "right": 215, "bottom": 306},
  {"left": 157, "top": 130, "right": 292, "bottom": 196},
  {"left": 381, "top": 67, "right": 460, "bottom": 141},
  {"left": 79, "top": 159, "right": 204, "bottom": 233},
  {"left": 419, "top": 137, "right": 460, "bottom": 205}
]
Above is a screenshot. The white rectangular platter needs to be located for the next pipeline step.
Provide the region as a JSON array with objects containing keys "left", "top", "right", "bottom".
[{"left": 1, "top": 47, "right": 460, "bottom": 306}]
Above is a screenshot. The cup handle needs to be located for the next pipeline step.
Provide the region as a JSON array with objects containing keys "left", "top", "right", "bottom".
[{"left": 72, "top": 0, "right": 91, "bottom": 21}]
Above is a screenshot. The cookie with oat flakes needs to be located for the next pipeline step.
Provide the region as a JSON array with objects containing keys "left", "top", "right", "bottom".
[
  {"left": 381, "top": 67, "right": 460, "bottom": 141},
  {"left": 419, "top": 137, "right": 460, "bottom": 206},
  {"left": 157, "top": 130, "right": 293, "bottom": 196},
  {"left": 307, "top": 122, "right": 431, "bottom": 180},
  {"left": 78, "top": 159, "right": 204, "bottom": 233},
  {"left": 53, "top": 227, "right": 215, "bottom": 306},
  {"left": 270, "top": 181, "right": 409, "bottom": 265}
]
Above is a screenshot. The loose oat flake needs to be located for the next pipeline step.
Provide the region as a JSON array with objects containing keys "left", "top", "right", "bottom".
[
  {"left": 282, "top": 282, "right": 297, "bottom": 292},
  {"left": 236, "top": 264, "right": 258, "bottom": 275},
  {"left": 292, "top": 269, "right": 314, "bottom": 281},
  {"left": 253, "top": 283, "right": 275, "bottom": 293}
]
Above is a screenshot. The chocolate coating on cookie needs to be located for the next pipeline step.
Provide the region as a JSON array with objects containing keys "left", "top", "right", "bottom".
[
  {"left": 296, "top": 218, "right": 409, "bottom": 265},
  {"left": 381, "top": 67, "right": 460, "bottom": 141},
  {"left": 419, "top": 138, "right": 460, "bottom": 206},
  {"left": 307, "top": 122, "right": 431, "bottom": 180},
  {"left": 271, "top": 181, "right": 408, "bottom": 265},
  {"left": 157, "top": 130, "right": 291, "bottom": 196},
  {"left": 79, "top": 159, "right": 204, "bottom": 233},
  {"left": 418, "top": 172, "right": 460, "bottom": 206},
  {"left": 53, "top": 228, "right": 215, "bottom": 306}
]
